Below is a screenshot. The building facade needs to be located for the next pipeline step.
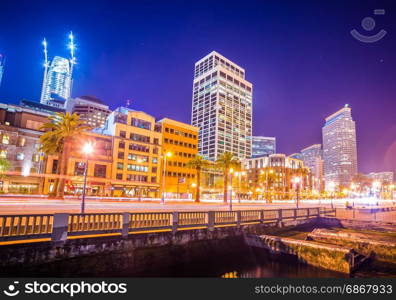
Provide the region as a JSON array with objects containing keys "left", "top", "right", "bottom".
[
  {"left": 367, "top": 172, "right": 394, "bottom": 184},
  {"left": 191, "top": 51, "right": 253, "bottom": 161},
  {"left": 251, "top": 136, "right": 276, "bottom": 158},
  {"left": 300, "top": 144, "right": 324, "bottom": 192},
  {"left": 0, "top": 103, "right": 49, "bottom": 193},
  {"left": 40, "top": 56, "right": 72, "bottom": 106},
  {"left": 96, "top": 107, "right": 163, "bottom": 197},
  {"left": 242, "top": 154, "right": 312, "bottom": 200},
  {"left": 65, "top": 96, "right": 111, "bottom": 128},
  {"left": 157, "top": 118, "right": 199, "bottom": 198},
  {"left": 322, "top": 105, "right": 358, "bottom": 189},
  {"left": 43, "top": 132, "right": 113, "bottom": 196}
]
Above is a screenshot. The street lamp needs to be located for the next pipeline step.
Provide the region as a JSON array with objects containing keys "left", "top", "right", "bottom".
[
  {"left": 229, "top": 168, "right": 234, "bottom": 211},
  {"left": 136, "top": 158, "right": 143, "bottom": 201},
  {"left": 292, "top": 176, "right": 301, "bottom": 208},
  {"left": 81, "top": 142, "right": 94, "bottom": 214},
  {"left": 328, "top": 181, "right": 336, "bottom": 209},
  {"left": 161, "top": 151, "right": 172, "bottom": 205}
]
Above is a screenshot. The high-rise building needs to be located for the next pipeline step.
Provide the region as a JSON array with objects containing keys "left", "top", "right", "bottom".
[
  {"left": 322, "top": 105, "right": 357, "bottom": 189},
  {"left": 65, "top": 96, "right": 111, "bottom": 128},
  {"left": 0, "top": 54, "right": 5, "bottom": 87},
  {"left": 191, "top": 51, "right": 253, "bottom": 161},
  {"left": 40, "top": 33, "right": 76, "bottom": 108},
  {"left": 301, "top": 144, "right": 324, "bottom": 191},
  {"left": 40, "top": 56, "right": 72, "bottom": 106},
  {"left": 251, "top": 136, "right": 276, "bottom": 158}
]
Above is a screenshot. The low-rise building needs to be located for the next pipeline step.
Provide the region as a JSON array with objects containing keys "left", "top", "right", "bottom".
[
  {"left": 367, "top": 172, "right": 394, "bottom": 184},
  {"left": 96, "top": 107, "right": 162, "bottom": 197},
  {"left": 65, "top": 96, "right": 111, "bottom": 128},
  {"left": 242, "top": 154, "right": 312, "bottom": 200},
  {"left": 0, "top": 103, "right": 50, "bottom": 193},
  {"left": 42, "top": 132, "right": 113, "bottom": 196},
  {"left": 157, "top": 118, "right": 199, "bottom": 198}
]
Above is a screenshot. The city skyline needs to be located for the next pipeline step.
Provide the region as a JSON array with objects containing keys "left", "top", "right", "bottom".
[{"left": 0, "top": 0, "right": 395, "bottom": 175}]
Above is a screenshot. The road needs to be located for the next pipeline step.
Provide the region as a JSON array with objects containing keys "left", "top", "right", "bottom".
[
  {"left": 0, "top": 196, "right": 394, "bottom": 215},
  {"left": 0, "top": 197, "right": 331, "bottom": 214}
]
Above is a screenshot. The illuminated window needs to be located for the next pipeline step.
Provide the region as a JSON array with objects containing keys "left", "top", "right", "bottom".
[
  {"left": 18, "top": 137, "right": 26, "bottom": 147},
  {"left": 2, "top": 135, "right": 10, "bottom": 144},
  {"left": 0, "top": 150, "right": 7, "bottom": 158}
]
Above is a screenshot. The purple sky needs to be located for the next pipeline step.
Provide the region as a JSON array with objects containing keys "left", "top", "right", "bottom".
[{"left": 1, "top": 0, "right": 395, "bottom": 175}]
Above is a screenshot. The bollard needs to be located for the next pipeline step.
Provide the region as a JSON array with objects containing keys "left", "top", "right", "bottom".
[
  {"left": 121, "top": 212, "right": 130, "bottom": 237},
  {"left": 51, "top": 213, "right": 69, "bottom": 242}
]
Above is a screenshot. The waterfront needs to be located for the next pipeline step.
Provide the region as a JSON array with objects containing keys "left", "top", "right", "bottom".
[{"left": 2, "top": 238, "right": 396, "bottom": 278}]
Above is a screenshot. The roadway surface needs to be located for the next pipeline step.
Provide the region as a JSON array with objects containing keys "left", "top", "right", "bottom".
[
  {"left": 0, "top": 196, "right": 394, "bottom": 215},
  {"left": 0, "top": 197, "right": 330, "bottom": 214}
]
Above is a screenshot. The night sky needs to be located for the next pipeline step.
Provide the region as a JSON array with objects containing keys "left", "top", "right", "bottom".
[{"left": 1, "top": 0, "right": 395, "bottom": 175}]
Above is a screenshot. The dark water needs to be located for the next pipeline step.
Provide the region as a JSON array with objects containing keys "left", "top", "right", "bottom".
[{"left": 2, "top": 239, "right": 395, "bottom": 278}]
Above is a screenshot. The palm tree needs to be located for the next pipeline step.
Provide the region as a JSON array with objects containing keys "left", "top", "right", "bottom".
[
  {"left": 186, "top": 155, "right": 210, "bottom": 203},
  {"left": 0, "top": 157, "right": 11, "bottom": 179},
  {"left": 40, "top": 112, "right": 90, "bottom": 198},
  {"left": 216, "top": 152, "right": 241, "bottom": 203}
]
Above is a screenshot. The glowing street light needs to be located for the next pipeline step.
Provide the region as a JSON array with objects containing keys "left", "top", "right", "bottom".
[
  {"left": 81, "top": 142, "right": 94, "bottom": 214},
  {"left": 292, "top": 176, "right": 302, "bottom": 208},
  {"left": 161, "top": 151, "right": 172, "bottom": 204}
]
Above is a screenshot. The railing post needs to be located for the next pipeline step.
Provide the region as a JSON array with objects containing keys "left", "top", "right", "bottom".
[
  {"left": 172, "top": 212, "right": 179, "bottom": 234},
  {"left": 260, "top": 210, "right": 264, "bottom": 223},
  {"left": 306, "top": 208, "right": 310, "bottom": 219},
  {"left": 51, "top": 213, "right": 69, "bottom": 242},
  {"left": 208, "top": 211, "right": 215, "bottom": 231},
  {"left": 293, "top": 209, "right": 297, "bottom": 220},
  {"left": 236, "top": 211, "right": 241, "bottom": 228},
  {"left": 122, "top": 212, "right": 130, "bottom": 237},
  {"left": 277, "top": 209, "right": 283, "bottom": 227}
]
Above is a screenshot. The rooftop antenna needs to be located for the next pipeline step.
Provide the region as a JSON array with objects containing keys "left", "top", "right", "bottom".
[
  {"left": 126, "top": 99, "right": 131, "bottom": 108},
  {"left": 40, "top": 38, "right": 49, "bottom": 104},
  {"left": 68, "top": 31, "right": 76, "bottom": 98}
]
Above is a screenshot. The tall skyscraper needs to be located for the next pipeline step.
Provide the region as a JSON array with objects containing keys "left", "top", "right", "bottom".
[
  {"left": 0, "top": 54, "right": 5, "bottom": 87},
  {"left": 301, "top": 144, "right": 324, "bottom": 191},
  {"left": 191, "top": 51, "right": 253, "bottom": 161},
  {"left": 40, "top": 56, "right": 72, "bottom": 105},
  {"left": 322, "top": 105, "right": 357, "bottom": 188},
  {"left": 251, "top": 136, "right": 276, "bottom": 158},
  {"left": 40, "top": 33, "right": 76, "bottom": 107}
]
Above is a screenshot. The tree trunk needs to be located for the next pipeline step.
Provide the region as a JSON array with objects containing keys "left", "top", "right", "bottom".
[
  {"left": 223, "top": 168, "right": 228, "bottom": 203},
  {"left": 195, "top": 167, "right": 201, "bottom": 203},
  {"left": 56, "top": 138, "right": 70, "bottom": 199}
]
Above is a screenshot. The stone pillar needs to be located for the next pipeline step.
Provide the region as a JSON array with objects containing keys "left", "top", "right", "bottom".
[
  {"left": 260, "top": 210, "right": 264, "bottom": 223},
  {"left": 236, "top": 211, "right": 242, "bottom": 228},
  {"left": 51, "top": 213, "right": 69, "bottom": 242},
  {"left": 208, "top": 211, "right": 215, "bottom": 231},
  {"left": 122, "top": 212, "right": 130, "bottom": 237},
  {"left": 172, "top": 212, "right": 179, "bottom": 234}
]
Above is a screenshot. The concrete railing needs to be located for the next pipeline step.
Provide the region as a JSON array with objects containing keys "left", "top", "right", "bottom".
[{"left": 0, "top": 207, "right": 335, "bottom": 243}]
